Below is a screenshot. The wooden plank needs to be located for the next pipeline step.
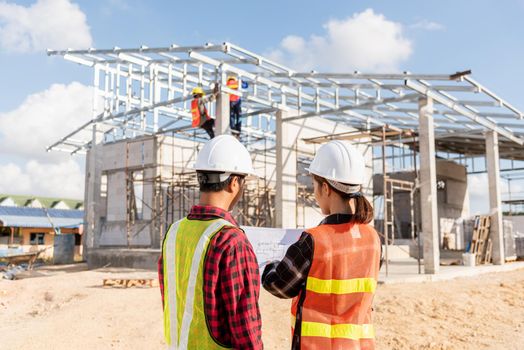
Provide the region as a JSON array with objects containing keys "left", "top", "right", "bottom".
[
  {"left": 472, "top": 229, "right": 480, "bottom": 241},
  {"left": 480, "top": 228, "right": 490, "bottom": 241},
  {"left": 476, "top": 240, "right": 486, "bottom": 265},
  {"left": 484, "top": 239, "right": 493, "bottom": 264}
]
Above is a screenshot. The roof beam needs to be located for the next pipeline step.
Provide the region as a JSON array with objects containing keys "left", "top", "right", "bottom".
[
  {"left": 405, "top": 80, "right": 524, "bottom": 145},
  {"left": 464, "top": 76, "right": 524, "bottom": 118},
  {"left": 273, "top": 72, "right": 456, "bottom": 80},
  {"left": 47, "top": 43, "right": 227, "bottom": 57},
  {"left": 283, "top": 94, "right": 419, "bottom": 122}
]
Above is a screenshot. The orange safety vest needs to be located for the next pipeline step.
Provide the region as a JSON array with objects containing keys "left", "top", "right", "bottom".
[
  {"left": 291, "top": 223, "right": 381, "bottom": 350},
  {"left": 191, "top": 98, "right": 209, "bottom": 127},
  {"left": 227, "top": 79, "right": 240, "bottom": 102}
]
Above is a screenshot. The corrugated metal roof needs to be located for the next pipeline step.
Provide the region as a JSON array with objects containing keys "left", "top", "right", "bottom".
[{"left": 0, "top": 206, "right": 84, "bottom": 228}]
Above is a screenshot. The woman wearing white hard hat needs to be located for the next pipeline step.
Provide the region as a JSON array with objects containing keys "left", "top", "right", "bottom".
[
  {"left": 159, "top": 135, "right": 263, "bottom": 349},
  {"left": 262, "top": 140, "right": 381, "bottom": 350}
]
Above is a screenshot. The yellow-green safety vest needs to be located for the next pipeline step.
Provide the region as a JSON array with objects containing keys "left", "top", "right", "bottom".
[{"left": 162, "top": 217, "right": 233, "bottom": 349}]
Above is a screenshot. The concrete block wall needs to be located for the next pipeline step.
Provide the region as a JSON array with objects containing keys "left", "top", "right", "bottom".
[
  {"left": 94, "top": 136, "right": 161, "bottom": 249},
  {"left": 99, "top": 222, "right": 152, "bottom": 246},
  {"left": 101, "top": 138, "right": 156, "bottom": 171},
  {"left": 106, "top": 172, "right": 126, "bottom": 221},
  {"left": 373, "top": 159, "right": 469, "bottom": 245},
  {"left": 504, "top": 215, "right": 524, "bottom": 236},
  {"left": 436, "top": 160, "right": 470, "bottom": 220}
]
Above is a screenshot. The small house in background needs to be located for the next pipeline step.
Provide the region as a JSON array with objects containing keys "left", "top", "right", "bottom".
[
  {"left": 0, "top": 194, "right": 84, "bottom": 261},
  {"left": 0, "top": 194, "right": 83, "bottom": 210}
]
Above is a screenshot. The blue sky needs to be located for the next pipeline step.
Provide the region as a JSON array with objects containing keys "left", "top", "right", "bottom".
[
  {"left": 1, "top": 0, "right": 523, "bottom": 214},
  {"left": 1, "top": 0, "right": 524, "bottom": 110}
]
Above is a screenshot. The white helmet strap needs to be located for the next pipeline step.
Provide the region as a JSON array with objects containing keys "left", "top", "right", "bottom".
[
  {"left": 326, "top": 179, "right": 361, "bottom": 195},
  {"left": 219, "top": 172, "right": 233, "bottom": 182}
]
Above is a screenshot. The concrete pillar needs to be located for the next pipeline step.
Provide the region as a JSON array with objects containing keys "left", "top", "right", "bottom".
[
  {"left": 84, "top": 127, "right": 103, "bottom": 259},
  {"left": 84, "top": 66, "right": 103, "bottom": 261},
  {"left": 418, "top": 97, "right": 440, "bottom": 274},
  {"left": 485, "top": 131, "right": 505, "bottom": 264},
  {"left": 275, "top": 109, "right": 297, "bottom": 228},
  {"left": 215, "top": 92, "right": 229, "bottom": 135}
]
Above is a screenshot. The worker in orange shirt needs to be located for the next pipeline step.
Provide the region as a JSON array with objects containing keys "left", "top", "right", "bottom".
[
  {"left": 262, "top": 141, "right": 381, "bottom": 350},
  {"left": 226, "top": 76, "right": 247, "bottom": 135},
  {"left": 191, "top": 85, "right": 219, "bottom": 139}
]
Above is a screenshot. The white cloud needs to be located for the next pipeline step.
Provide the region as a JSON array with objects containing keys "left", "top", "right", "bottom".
[
  {"left": 468, "top": 174, "right": 489, "bottom": 215},
  {"left": 0, "top": 82, "right": 91, "bottom": 199},
  {"left": 0, "top": 81, "right": 92, "bottom": 158},
  {"left": 410, "top": 19, "right": 445, "bottom": 31},
  {"left": 467, "top": 173, "right": 521, "bottom": 215},
  {"left": 0, "top": 159, "right": 84, "bottom": 199},
  {"left": 0, "top": 0, "right": 92, "bottom": 53},
  {"left": 268, "top": 9, "right": 412, "bottom": 72}
]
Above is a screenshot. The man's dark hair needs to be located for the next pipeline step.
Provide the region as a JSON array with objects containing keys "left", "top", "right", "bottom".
[{"left": 198, "top": 172, "right": 244, "bottom": 193}]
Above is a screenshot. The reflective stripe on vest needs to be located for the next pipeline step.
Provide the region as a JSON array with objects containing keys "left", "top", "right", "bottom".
[
  {"left": 302, "top": 322, "right": 375, "bottom": 340},
  {"left": 164, "top": 219, "right": 181, "bottom": 348},
  {"left": 291, "top": 223, "right": 381, "bottom": 349},
  {"left": 163, "top": 218, "right": 232, "bottom": 349},
  {"left": 291, "top": 315, "right": 375, "bottom": 340},
  {"left": 306, "top": 277, "right": 377, "bottom": 295}
]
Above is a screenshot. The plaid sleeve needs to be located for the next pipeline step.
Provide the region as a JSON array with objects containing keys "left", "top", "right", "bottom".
[
  {"left": 216, "top": 229, "right": 263, "bottom": 349},
  {"left": 262, "top": 232, "right": 313, "bottom": 299}
]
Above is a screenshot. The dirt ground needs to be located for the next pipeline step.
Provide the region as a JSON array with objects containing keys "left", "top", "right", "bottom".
[{"left": 0, "top": 264, "right": 522, "bottom": 350}]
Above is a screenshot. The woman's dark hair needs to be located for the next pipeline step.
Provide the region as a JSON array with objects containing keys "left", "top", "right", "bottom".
[{"left": 313, "top": 175, "right": 374, "bottom": 224}]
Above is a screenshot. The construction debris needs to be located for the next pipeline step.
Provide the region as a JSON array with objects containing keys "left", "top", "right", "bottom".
[
  {"left": 102, "top": 278, "right": 158, "bottom": 288},
  {"left": 2, "top": 264, "right": 28, "bottom": 280}
]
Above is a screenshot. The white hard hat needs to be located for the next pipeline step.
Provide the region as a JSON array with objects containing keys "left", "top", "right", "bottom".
[
  {"left": 194, "top": 135, "right": 256, "bottom": 178},
  {"left": 306, "top": 140, "right": 365, "bottom": 185}
]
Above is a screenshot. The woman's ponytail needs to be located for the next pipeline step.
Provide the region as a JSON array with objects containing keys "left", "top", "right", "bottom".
[{"left": 313, "top": 175, "right": 374, "bottom": 224}]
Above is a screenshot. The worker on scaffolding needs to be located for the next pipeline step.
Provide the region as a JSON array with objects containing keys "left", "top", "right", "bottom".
[
  {"left": 158, "top": 135, "right": 263, "bottom": 349},
  {"left": 191, "top": 84, "right": 219, "bottom": 139},
  {"left": 226, "top": 76, "right": 247, "bottom": 136},
  {"left": 262, "top": 141, "right": 381, "bottom": 350}
]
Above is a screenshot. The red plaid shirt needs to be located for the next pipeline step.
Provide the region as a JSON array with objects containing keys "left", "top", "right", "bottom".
[{"left": 158, "top": 205, "right": 263, "bottom": 349}]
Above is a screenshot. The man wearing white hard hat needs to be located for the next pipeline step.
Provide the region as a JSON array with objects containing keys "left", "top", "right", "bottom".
[
  {"left": 159, "top": 135, "right": 263, "bottom": 349},
  {"left": 262, "top": 140, "right": 381, "bottom": 350}
]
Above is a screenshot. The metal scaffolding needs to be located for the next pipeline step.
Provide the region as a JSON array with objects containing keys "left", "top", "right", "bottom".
[
  {"left": 47, "top": 42, "right": 524, "bottom": 157},
  {"left": 47, "top": 43, "right": 524, "bottom": 271}
]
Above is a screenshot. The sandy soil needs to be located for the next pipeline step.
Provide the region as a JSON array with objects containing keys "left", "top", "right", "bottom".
[{"left": 1, "top": 264, "right": 523, "bottom": 350}]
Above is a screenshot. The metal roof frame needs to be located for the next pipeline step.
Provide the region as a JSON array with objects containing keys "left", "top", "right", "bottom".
[{"left": 46, "top": 42, "right": 524, "bottom": 154}]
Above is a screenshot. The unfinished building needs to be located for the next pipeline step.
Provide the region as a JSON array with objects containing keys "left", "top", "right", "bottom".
[
  {"left": 373, "top": 159, "right": 470, "bottom": 248},
  {"left": 47, "top": 42, "right": 524, "bottom": 272}
]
